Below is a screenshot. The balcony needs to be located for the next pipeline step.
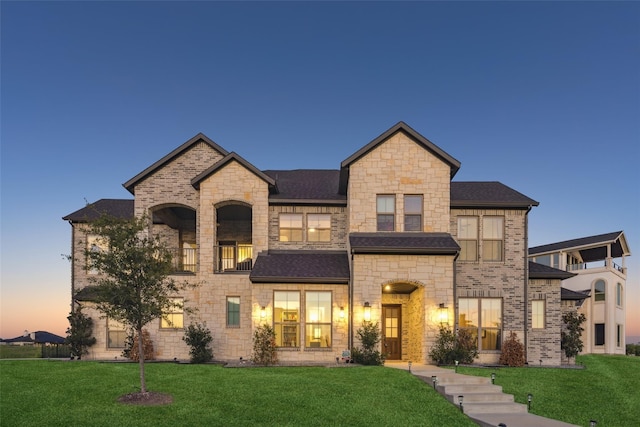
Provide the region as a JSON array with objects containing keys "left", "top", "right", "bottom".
[
  {"left": 215, "top": 244, "right": 253, "bottom": 273},
  {"left": 169, "top": 247, "right": 197, "bottom": 274},
  {"left": 566, "top": 259, "right": 625, "bottom": 274}
]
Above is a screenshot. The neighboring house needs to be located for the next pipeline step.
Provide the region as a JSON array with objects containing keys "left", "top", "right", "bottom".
[
  {"left": 529, "top": 231, "right": 631, "bottom": 355},
  {"left": 64, "top": 121, "right": 580, "bottom": 365},
  {"left": 1, "top": 331, "right": 66, "bottom": 346}
]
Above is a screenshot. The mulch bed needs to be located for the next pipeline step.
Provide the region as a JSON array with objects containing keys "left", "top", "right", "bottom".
[{"left": 117, "top": 392, "right": 173, "bottom": 406}]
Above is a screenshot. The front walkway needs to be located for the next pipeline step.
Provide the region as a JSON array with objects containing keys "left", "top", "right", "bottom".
[{"left": 385, "top": 362, "right": 579, "bottom": 427}]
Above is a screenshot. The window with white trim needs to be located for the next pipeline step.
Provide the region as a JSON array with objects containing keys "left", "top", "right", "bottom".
[
  {"left": 307, "top": 214, "right": 331, "bottom": 242},
  {"left": 377, "top": 195, "right": 395, "bottom": 231},
  {"left": 305, "top": 292, "right": 332, "bottom": 348},
  {"left": 161, "top": 298, "right": 184, "bottom": 329},
  {"left": 457, "top": 217, "right": 478, "bottom": 262},
  {"left": 459, "top": 298, "right": 502, "bottom": 351},
  {"left": 482, "top": 216, "right": 504, "bottom": 261},
  {"left": 274, "top": 291, "right": 300, "bottom": 348},
  {"left": 404, "top": 195, "right": 423, "bottom": 231},
  {"left": 107, "top": 318, "right": 126, "bottom": 349},
  {"left": 532, "top": 300, "right": 545, "bottom": 329},
  {"left": 227, "top": 296, "right": 240, "bottom": 327},
  {"left": 279, "top": 214, "right": 303, "bottom": 242}
]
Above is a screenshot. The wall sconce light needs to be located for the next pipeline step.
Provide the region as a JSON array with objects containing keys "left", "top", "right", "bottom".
[
  {"left": 458, "top": 395, "right": 464, "bottom": 412},
  {"left": 260, "top": 306, "right": 266, "bottom": 319},
  {"left": 527, "top": 393, "right": 533, "bottom": 411},
  {"left": 491, "top": 373, "right": 496, "bottom": 384},
  {"left": 339, "top": 306, "right": 345, "bottom": 319},
  {"left": 438, "top": 303, "right": 449, "bottom": 325},
  {"left": 363, "top": 302, "right": 371, "bottom": 322}
]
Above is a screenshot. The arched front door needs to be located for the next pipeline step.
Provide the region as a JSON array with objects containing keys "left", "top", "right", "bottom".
[{"left": 382, "top": 304, "right": 402, "bottom": 360}]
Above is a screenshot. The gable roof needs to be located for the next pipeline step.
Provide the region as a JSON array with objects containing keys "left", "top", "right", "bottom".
[
  {"left": 263, "top": 170, "right": 346, "bottom": 205},
  {"left": 250, "top": 251, "right": 350, "bottom": 284},
  {"left": 339, "top": 122, "right": 461, "bottom": 193},
  {"left": 529, "top": 231, "right": 630, "bottom": 261},
  {"left": 350, "top": 232, "right": 460, "bottom": 255},
  {"left": 451, "top": 182, "right": 539, "bottom": 209},
  {"left": 123, "top": 133, "right": 229, "bottom": 194},
  {"left": 3, "top": 331, "right": 65, "bottom": 344},
  {"left": 63, "top": 199, "right": 134, "bottom": 222},
  {"left": 561, "top": 287, "right": 590, "bottom": 301},
  {"left": 191, "top": 152, "right": 276, "bottom": 190},
  {"left": 528, "top": 261, "right": 576, "bottom": 280}
]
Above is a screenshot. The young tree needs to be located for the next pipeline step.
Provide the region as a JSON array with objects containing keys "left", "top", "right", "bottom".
[
  {"left": 561, "top": 311, "right": 586, "bottom": 363},
  {"left": 65, "top": 307, "right": 97, "bottom": 359},
  {"left": 83, "top": 214, "right": 191, "bottom": 394}
]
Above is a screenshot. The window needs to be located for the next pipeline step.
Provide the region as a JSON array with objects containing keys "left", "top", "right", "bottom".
[
  {"left": 459, "top": 298, "right": 502, "bottom": 351},
  {"left": 107, "top": 318, "right": 126, "bottom": 348},
  {"left": 307, "top": 214, "right": 331, "bottom": 242},
  {"left": 457, "top": 217, "right": 478, "bottom": 261},
  {"left": 274, "top": 291, "right": 300, "bottom": 348},
  {"left": 617, "top": 324, "right": 623, "bottom": 347},
  {"left": 616, "top": 283, "right": 623, "bottom": 306},
  {"left": 595, "top": 323, "right": 605, "bottom": 346},
  {"left": 404, "top": 195, "right": 423, "bottom": 231},
  {"left": 161, "top": 298, "right": 184, "bottom": 328},
  {"left": 305, "top": 292, "right": 332, "bottom": 348},
  {"left": 482, "top": 216, "right": 504, "bottom": 261},
  {"left": 532, "top": 300, "right": 545, "bottom": 329},
  {"left": 279, "top": 214, "right": 303, "bottom": 242},
  {"left": 594, "top": 280, "right": 605, "bottom": 302},
  {"left": 227, "top": 297, "right": 240, "bottom": 327},
  {"left": 377, "top": 195, "right": 395, "bottom": 231},
  {"left": 87, "top": 234, "right": 108, "bottom": 274}
]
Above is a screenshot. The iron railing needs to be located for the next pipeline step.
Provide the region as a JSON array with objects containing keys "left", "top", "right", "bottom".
[
  {"left": 215, "top": 244, "right": 253, "bottom": 272},
  {"left": 169, "top": 247, "right": 197, "bottom": 273}
]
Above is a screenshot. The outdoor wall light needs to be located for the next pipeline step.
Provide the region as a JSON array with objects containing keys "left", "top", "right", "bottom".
[
  {"left": 339, "top": 306, "right": 345, "bottom": 319},
  {"left": 527, "top": 393, "right": 532, "bottom": 411},
  {"left": 260, "top": 306, "right": 266, "bottom": 319},
  {"left": 458, "top": 395, "right": 464, "bottom": 412},
  {"left": 438, "top": 303, "right": 449, "bottom": 325},
  {"left": 491, "top": 373, "right": 496, "bottom": 384},
  {"left": 363, "top": 302, "right": 371, "bottom": 322},
  {"left": 431, "top": 375, "right": 438, "bottom": 389}
]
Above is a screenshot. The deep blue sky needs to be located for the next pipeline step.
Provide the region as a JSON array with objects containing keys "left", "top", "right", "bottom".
[{"left": 2, "top": 1, "right": 639, "bottom": 340}]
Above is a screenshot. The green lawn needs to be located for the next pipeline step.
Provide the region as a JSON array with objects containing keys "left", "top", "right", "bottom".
[
  {"left": 454, "top": 355, "right": 640, "bottom": 427},
  {"left": 0, "top": 361, "right": 474, "bottom": 427}
]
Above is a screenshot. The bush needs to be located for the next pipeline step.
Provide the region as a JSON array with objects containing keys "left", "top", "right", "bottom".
[
  {"left": 428, "top": 326, "right": 478, "bottom": 365},
  {"left": 562, "top": 311, "right": 586, "bottom": 363},
  {"left": 65, "top": 307, "right": 97, "bottom": 359},
  {"left": 126, "top": 329, "right": 155, "bottom": 361},
  {"left": 351, "top": 322, "right": 386, "bottom": 365},
  {"left": 499, "top": 331, "right": 525, "bottom": 366},
  {"left": 183, "top": 322, "right": 213, "bottom": 363},
  {"left": 252, "top": 324, "right": 278, "bottom": 366}
]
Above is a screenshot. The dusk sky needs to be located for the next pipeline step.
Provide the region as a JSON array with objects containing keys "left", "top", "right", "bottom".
[{"left": 2, "top": 2, "right": 639, "bottom": 342}]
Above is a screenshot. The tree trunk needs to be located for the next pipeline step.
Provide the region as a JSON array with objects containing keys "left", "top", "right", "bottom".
[{"left": 137, "top": 327, "right": 147, "bottom": 393}]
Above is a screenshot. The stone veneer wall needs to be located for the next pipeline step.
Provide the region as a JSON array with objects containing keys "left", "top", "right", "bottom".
[
  {"left": 347, "top": 132, "right": 451, "bottom": 233},
  {"left": 527, "top": 279, "right": 562, "bottom": 366},
  {"left": 451, "top": 208, "right": 528, "bottom": 364},
  {"left": 352, "top": 253, "right": 455, "bottom": 364},
  {"left": 268, "top": 205, "right": 347, "bottom": 250}
]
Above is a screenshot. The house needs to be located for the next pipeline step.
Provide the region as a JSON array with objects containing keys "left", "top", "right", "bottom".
[
  {"left": 529, "top": 231, "right": 631, "bottom": 355},
  {"left": 1, "top": 331, "right": 66, "bottom": 346},
  {"left": 64, "top": 121, "right": 577, "bottom": 365}
]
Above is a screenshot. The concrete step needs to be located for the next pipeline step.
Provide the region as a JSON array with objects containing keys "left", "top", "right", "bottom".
[
  {"left": 444, "top": 392, "right": 514, "bottom": 404},
  {"left": 462, "top": 401, "right": 529, "bottom": 415},
  {"left": 440, "top": 383, "right": 503, "bottom": 394}
]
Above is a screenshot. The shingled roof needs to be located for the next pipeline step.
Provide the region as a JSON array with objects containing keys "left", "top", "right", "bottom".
[
  {"left": 561, "top": 287, "right": 590, "bottom": 301},
  {"left": 264, "top": 170, "right": 346, "bottom": 204},
  {"left": 529, "top": 231, "right": 630, "bottom": 262},
  {"left": 250, "top": 251, "right": 350, "bottom": 284},
  {"left": 350, "top": 232, "right": 460, "bottom": 255},
  {"left": 451, "top": 182, "right": 539, "bottom": 209},
  {"left": 528, "top": 261, "right": 576, "bottom": 280},
  {"left": 63, "top": 199, "right": 134, "bottom": 222}
]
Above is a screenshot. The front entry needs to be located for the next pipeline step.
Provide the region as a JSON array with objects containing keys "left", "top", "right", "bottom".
[{"left": 382, "top": 305, "right": 402, "bottom": 360}]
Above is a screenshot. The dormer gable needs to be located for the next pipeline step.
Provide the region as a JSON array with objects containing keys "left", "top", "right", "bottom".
[
  {"left": 339, "top": 121, "right": 461, "bottom": 194},
  {"left": 123, "top": 133, "right": 229, "bottom": 194}
]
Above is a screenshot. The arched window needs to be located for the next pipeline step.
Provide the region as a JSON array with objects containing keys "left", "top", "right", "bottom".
[{"left": 594, "top": 280, "right": 606, "bottom": 302}]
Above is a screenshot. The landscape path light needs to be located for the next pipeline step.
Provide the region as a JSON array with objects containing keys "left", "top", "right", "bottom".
[
  {"left": 589, "top": 421, "right": 597, "bottom": 427},
  {"left": 527, "top": 393, "right": 532, "bottom": 411},
  {"left": 458, "top": 395, "right": 464, "bottom": 412},
  {"left": 491, "top": 372, "right": 496, "bottom": 384},
  {"left": 431, "top": 375, "right": 438, "bottom": 389}
]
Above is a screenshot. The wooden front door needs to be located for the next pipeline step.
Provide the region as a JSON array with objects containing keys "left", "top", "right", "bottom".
[{"left": 382, "top": 305, "right": 402, "bottom": 360}]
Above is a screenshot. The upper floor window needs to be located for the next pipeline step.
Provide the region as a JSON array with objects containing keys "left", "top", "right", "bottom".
[
  {"left": 482, "top": 216, "right": 504, "bottom": 261},
  {"left": 377, "top": 195, "right": 395, "bottom": 231},
  {"left": 279, "top": 214, "right": 303, "bottom": 242},
  {"left": 305, "top": 291, "right": 332, "bottom": 348},
  {"left": 532, "top": 300, "right": 545, "bottom": 329},
  {"left": 161, "top": 298, "right": 184, "bottom": 329},
  {"left": 616, "top": 283, "right": 623, "bottom": 306},
  {"left": 227, "top": 296, "right": 240, "bottom": 327},
  {"left": 87, "top": 234, "right": 108, "bottom": 274},
  {"left": 404, "top": 195, "right": 423, "bottom": 231},
  {"left": 307, "top": 214, "right": 331, "bottom": 242},
  {"left": 458, "top": 217, "right": 478, "bottom": 262},
  {"left": 594, "top": 280, "right": 605, "bottom": 302}
]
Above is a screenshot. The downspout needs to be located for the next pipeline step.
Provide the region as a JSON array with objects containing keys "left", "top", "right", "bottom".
[
  {"left": 349, "top": 250, "right": 354, "bottom": 353},
  {"left": 524, "top": 205, "right": 532, "bottom": 363}
]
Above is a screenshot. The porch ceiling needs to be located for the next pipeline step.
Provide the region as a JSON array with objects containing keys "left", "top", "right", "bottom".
[{"left": 382, "top": 283, "right": 418, "bottom": 294}]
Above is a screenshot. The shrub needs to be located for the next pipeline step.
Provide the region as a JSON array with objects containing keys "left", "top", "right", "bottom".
[
  {"left": 252, "top": 324, "right": 278, "bottom": 366},
  {"left": 351, "top": 322, "right": 386, "bottom": 365},
  {"left": 428, "top": 326, "right": 478, "bottom": 365},
  {"left": 183, "top": 322, "right": 213, "bottom": 363},
  {"left": 499, "top": 331, "right": 525, "bottom": 366},
  {"left": 65, "top": 307, "right": 97, "bottom": 359},
  {"left": 562, "top": 311, "right": 586, "bottom": 363},
  {"left": 126, "top": 329, "right": 155, "bottom": 361}
]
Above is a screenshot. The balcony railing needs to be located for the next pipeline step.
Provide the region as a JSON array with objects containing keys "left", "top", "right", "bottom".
[
  {"left": 566, "top": 259, "right": 625, "bottom": 274},
  {"left": 169, "top": 247, "right": 197, "bottom": 273},
  {"left": 215, "top": 244, "right": 253, "bottom": 273}
]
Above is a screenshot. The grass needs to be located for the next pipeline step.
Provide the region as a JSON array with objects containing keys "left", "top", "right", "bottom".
[
  {"left": 454, "top": 355, "right": 640, "bottom": 427},
  {"left": 0, "top": 361, "right": 475, "bottom": 427}
]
